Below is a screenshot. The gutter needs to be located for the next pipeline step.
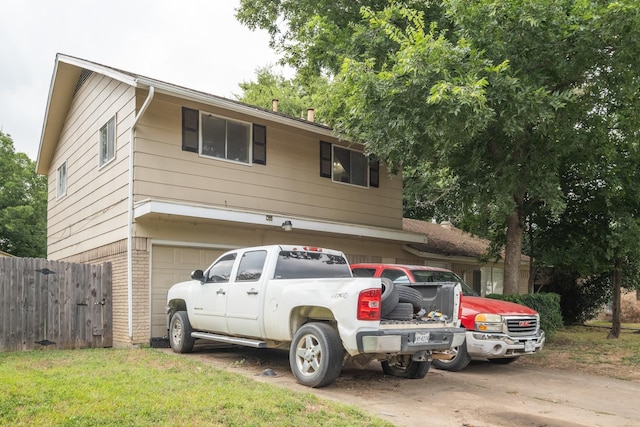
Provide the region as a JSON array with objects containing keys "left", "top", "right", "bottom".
[{"left": 127, "top": 85, "right": 155, "bottom": 340}]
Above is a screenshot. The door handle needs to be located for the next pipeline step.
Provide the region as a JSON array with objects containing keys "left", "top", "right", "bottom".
[
  {"left": 247, "top": 288, "right": 259, "bottom": 295},
  {"left": 216, "top": 288, "right": 226, "bottom": 295}
]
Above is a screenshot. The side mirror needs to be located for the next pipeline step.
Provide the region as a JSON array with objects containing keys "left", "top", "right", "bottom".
[{"left": 191, "top": 269, "right": 204, "bottom": 281}]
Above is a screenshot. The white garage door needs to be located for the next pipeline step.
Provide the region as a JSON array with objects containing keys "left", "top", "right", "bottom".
[{"left": 150, "top": 245, "right": 224, "bottom": 337}]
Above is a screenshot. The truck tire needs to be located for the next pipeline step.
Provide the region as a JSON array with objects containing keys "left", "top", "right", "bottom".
[
  {"left": 169, "top": 311, "right": 195, "bottom": 353},
  {"left": 432, "top": 343, "right": 471, "bottom": 372},
  {"left": 396, "top": 285, "right": 424, "bottom": 313},
  {"left": 380, "top": 278, "right": 399, "bottom": 317},
  {"left": 289, "top": 322, "right": 343, "bottom": 388},
  {"left": 488, "top": 356, "right": 520, "bottom": 365},
  {"left": 381, "top": 355, "right": 430, "bottom": 379},
  {"left": 384, "top": 302, "right": 414, "bottom": 320}
]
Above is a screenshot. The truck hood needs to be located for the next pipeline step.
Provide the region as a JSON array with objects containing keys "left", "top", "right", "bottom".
[{"left": 461, "top": 295, "right": 537, "bottom": 316}]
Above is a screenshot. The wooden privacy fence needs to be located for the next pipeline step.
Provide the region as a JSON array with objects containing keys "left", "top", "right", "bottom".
[{"left": 0, "top": 257, "right": 112, "bottom": 352}]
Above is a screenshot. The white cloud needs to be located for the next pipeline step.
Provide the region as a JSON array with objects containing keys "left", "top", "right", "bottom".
[{"left": 0, "top": 0, "right": 287, "bottom": 160}]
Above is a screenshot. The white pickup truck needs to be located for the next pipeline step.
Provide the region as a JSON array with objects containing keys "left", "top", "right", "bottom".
[{"left": 166, "top": 245, "right": 466, "bottom": 387}]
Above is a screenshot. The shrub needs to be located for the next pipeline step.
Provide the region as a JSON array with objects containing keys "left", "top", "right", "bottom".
[
  {"left": 542, "top": 271, "right": 613, "bottom": 325},
  {"left": 487, "top": 292, "right": 563, "bottom": 339}
]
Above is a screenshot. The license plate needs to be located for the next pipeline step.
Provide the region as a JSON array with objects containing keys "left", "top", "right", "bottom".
[
  {"left": 414, "top": 332, "right": 430, "bottom": 344},
  {"left": 524, "top": 340, "right": 535, "bottom": 352}
]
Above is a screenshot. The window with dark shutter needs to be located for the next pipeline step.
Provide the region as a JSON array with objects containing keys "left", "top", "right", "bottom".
[
  {"left": 253, "top": 124, "right": 266, "bottom": 165},
  {"left": 182, "top": 107, "right": 199, "bottom": 152},
  {"left": 320, "top": 141, "right": 331, "bottom": 178}
]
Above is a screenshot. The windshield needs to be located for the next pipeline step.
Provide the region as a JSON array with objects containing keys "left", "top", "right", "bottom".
[{"left": 411, "top": 270, "right": 479, "bottom": 296}]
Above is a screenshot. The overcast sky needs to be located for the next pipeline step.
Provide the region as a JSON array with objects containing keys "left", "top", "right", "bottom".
[{"left": 0, "top": 0, "right": 287, "bottom": 160}]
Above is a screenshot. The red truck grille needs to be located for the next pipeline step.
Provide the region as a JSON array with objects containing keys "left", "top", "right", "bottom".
[{"left": 506, "top": 316, "right": 538, "bottom": 334}]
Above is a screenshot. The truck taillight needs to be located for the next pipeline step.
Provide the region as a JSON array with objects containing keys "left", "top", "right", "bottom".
[{"left": 357, "top": 288, "right": 381, "bottom": 321}]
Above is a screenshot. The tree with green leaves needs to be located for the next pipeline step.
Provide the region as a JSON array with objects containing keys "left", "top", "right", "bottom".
[
  {"left": 238, "top": 1, "right": 640, "bottom": 305},
  {"left": 235, "top": 66, "right": 329, "bottom": 121},
  {"left": 0, "top": 131, "right": 47, "bottom": 257}
]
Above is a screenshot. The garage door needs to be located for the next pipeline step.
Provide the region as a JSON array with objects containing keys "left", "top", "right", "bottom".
[{"left": 150, "top": 245, "right": 224, "bottom": 338}]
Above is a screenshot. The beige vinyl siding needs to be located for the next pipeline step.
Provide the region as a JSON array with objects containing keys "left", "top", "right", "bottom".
[
  {"left": 131, "top": 94, "right": 404, "bottom": 230},
  {"left": 47, "top": 73, "right": 136, "bottom": 259}
]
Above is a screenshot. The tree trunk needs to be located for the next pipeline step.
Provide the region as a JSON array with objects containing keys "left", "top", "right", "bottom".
[
  {"left": 607, "top": 259, "right": 622, "bottom": 339},
  {"left": 504, "top": 203, "right": 525, "bottom": 295},
  {"left": 527, "top": 215, "right": 535, "bottom": 294}
]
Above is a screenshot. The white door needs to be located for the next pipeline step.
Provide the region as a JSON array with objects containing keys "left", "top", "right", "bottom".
[{"left": 225, "top": 249, "right": 268, "bottom": 338}]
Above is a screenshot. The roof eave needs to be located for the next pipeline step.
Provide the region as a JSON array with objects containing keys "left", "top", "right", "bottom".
[{"left": 36, "top": 54, "right": 139, "bottom": 174}]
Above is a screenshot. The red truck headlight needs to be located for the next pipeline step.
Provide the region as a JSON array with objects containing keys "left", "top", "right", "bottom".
[{"left": 357, "top": 288, "right": 381, "bottom": 321}]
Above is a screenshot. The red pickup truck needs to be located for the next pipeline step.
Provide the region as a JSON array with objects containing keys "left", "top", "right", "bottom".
[{"left": 351, "top": 263, "right": 545, "bottom": 371}]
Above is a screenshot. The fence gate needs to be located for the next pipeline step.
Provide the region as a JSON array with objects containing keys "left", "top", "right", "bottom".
[{"left": 0, "top": 258, "right": 112, "bottom": 352}]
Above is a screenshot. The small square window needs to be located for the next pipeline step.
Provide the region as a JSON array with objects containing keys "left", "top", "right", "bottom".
[
  {"left": 99, "top": 116, "right": 116, "bottom": 166},
  {"left": 57, "top": 162, "right": 67, "bottom": 199}
]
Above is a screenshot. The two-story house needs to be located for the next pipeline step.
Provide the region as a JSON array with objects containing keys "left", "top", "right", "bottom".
[
  {"left": 37, "top": 54, "right": 537, "bottom": 347},
  {"left": 36, "top": 54, "right": 435, "bottom": 347}
]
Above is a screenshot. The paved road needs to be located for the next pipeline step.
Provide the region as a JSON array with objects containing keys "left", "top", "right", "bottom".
[{"left": 160, "top": 345, "right": 640, "bottom": 427}]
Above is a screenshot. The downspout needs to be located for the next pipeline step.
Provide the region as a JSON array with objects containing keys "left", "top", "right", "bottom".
[{"left": 127, "top": 85, "right": 155, "bottom": 341}]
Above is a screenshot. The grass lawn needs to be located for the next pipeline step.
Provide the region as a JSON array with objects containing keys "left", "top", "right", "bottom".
[
  {"left": 0, "top": 348, "right": 393, "bottom": 427},
  {"left": 517, "top": 323, "right": 640, "bottom": 382},
  {"left": 1, "top": 324, "right": 638, "bottom": 426}
]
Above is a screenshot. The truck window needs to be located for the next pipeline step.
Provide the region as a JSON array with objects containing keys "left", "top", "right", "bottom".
[
  {"left": 412, "top": 270, "right": 461, "bottom": 283},
  {"left": 236, "top": 250, "right": 267, "bottom": 281},
  {"left": 274, "top": 250, "right": 351, "bottom": 279},
  {"left": 351, "top": 268, "right": 375, "bottom": 277},
  {"left": 381, "top": 269, "right": 410, "bottom": 284},
  {"left": 412, "top": 270, "right": 479, "bottom": 296},
  {"left": 205, "top": 253, "right": 237, "bottom": 283}
]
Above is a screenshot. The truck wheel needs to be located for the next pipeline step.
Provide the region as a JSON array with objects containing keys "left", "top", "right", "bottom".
[
  {"left": 289, "top": 323, "right": 343, "bottom": 388},
  {"left": 396, "top": 285, "right": 424, "bottom": 313},
  {"left": 432, "top": 343, "right": 471, "bottom": 372},
  {"left": 380, "top": 278, "right": 399, "bottom": 317},
  {"left": 488, "top": 356, "right": 520, "bottom": 365},
  {"left": 381, "top": 355, "right": 430, "bottom": 379},
  {"left": 169, "top": 311, "right": 195, "bottom": 353},
  {"left": 385, "top": 302, "right": 414, "bottom": 320}
]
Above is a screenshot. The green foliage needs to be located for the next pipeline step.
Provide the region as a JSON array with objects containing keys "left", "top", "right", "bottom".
[
  {"left": 0, "top": 131, "right": 47, "bottom": 257},
  {"left": 237, "top": 1, "right": 640, "bottom": 300},
  {"left": 0, "top": 348, "right": 393, "bottom": 426},
  {"left": 542, "top": 271, "right": 614, "bottom": 327},
  {"left": 235, "top": 66, "right": 330, "bottom": 121},
  {"left": 487, "top": 292, "right": 563, "bottom": 339}
]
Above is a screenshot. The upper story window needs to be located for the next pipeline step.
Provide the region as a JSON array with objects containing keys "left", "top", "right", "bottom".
[
  {"left": 201, "top": 113, "right": 250, "bottom": 163},
  {"left": 320, "top": 141, "right": 379, "bottom": 188},
  {"left": 56, "top": 162, "right": 67, "bottom": 199},
  {"left": 99, "top": 116, "right": 116, "bottom": 167},
  {"left": 182, "top": 107, "right": 266, "bottom": 165}
]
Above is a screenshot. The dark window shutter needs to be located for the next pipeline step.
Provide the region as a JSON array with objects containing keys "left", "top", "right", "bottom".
[
  {"left": 369, "top": 157, "right": 379, "bottom": 188},
  {"left": 182, "top": 107, "right": 199, "bottom": 152},
  {"left": 253, "top": 124, "right": 266, "bottom": 165},
  {"left": 320, "top": 141, "right": 332, "bottom": 178}
]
